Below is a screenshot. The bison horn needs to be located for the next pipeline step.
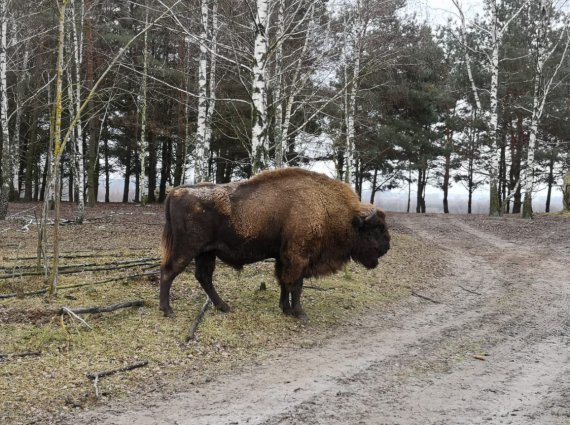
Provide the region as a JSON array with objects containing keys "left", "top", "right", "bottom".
[{"left": 364, "top": 209, "right": 378, "bottom": 227}]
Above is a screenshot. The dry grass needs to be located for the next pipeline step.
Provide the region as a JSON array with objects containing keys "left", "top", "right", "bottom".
[{"left": 0, "top": 203, "right": 446, "bottom": 424}]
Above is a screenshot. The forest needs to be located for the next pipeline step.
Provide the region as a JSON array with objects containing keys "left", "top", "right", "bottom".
[{"left": 0, "top": 0, "right": 570, "bottom": 222}]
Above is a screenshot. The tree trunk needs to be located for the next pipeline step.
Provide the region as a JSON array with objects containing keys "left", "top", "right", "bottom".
[
  {"left": 0, "top": 0, "right": 11, "bottom": 219},
  {"left": 71, "top": 0, "right": 86, "bottom": 221},
  {"left": 24, "top": 107, "right": 38, "bottom": 201},
  {"left": 85, "top": 2, "right": 97, "bottom": 208},
  {"left": 104, "top": 136, "right": 110, "bottom": 202},
  {"left": 147, "top": 131, "right": 156, "bottom": 203},
  {"left": 545, "top": 157, "right": 554, "bottom": 213},
  {"left": 250, "top": 0, "right": 269, "bottom": 174},
  {"left": 159, "top": 139, "right": 172, "bottom": 202},
  {"left": 563, "top": 170, "right": 570, "bottom": 211},
  {"left": 416, "top": 169, "right": 424, "bottom": 214},
  {"left": 369, "top": 168, "right": 378, "bottom": 204},
  {"left": 195, "top": 0, "right": 210, "bottom": 183},
  {"left": 123, "top": 141, "right": 131, "bottom": 203},
  {"left": 138, "top": 4, "right": 149, "bottom": 201},
  {"left": 173, "top": 35, "right": 186, "bottom": 187}
]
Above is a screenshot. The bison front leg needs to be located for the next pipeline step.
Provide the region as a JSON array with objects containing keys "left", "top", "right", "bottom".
[
  {"left": 290, "top": 279, "right": 308, "bottom": 321},
  {"left": 195, "top": 252, "right": 231, "bottom": 313},
  {"left": 279, "top": 284, "right": 292, "bottom": 315}
]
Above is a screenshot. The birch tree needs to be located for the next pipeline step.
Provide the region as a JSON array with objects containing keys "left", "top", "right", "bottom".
[
  {"left": 343, "top": 0, "right": 366, "bottom": 187},
  {"left": 250, "top": 0, "right": 270, "bottom": 173},
  {"left": 0, "top": 0, "right": 10, "bottom": 219},
  {"left": 69, "top": 0, "right": 86, "bottom": 221},
  {"left": 47, "top": 0, "right": 69, "bottom": 295},
  {"left": 195, "top": 0, "right": 212, "bottom": 183},
  {"left": 139, "top": 4, "right": 149, "bottom": 202},
  {"left": 521, "top": 1, "right": 570, "bottom": 218}
]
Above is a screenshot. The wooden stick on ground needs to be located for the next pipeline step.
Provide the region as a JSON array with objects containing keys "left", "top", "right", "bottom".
[
  {"left": 61, "top": 307, "right": 92, "bottom": 329},
  {"left": 86, "top": 360, "right": 149, "bottom": 381},
  {"left": 410, "top": 291, "right": 441, "bottom": 304},
  {"left": 186, "top": 297, "right": 211, "bottom": 343},
  {"left": 0, "top": 351, "right": 41, "bottom": 361},
  {"left": 60, "top": 300, "right": 145, "bottom": 315},
  {"left": 0, "top": 271, "right": 159, "bottom": 300}
]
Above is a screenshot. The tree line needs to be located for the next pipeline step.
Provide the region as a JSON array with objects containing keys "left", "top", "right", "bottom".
[{"left": 0, "top": 0, "right": 569, "bottom": 223}]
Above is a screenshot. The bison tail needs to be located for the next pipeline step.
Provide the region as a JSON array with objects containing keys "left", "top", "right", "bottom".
[{"left": 161, "top": 195, "right": 173, "bottom": 268}]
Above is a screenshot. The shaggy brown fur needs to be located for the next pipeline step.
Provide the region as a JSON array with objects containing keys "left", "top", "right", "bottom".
[{"left": 160, "top": 168, "right": 390, "bottom": 319}]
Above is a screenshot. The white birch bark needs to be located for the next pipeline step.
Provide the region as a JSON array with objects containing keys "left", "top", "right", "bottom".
[
  {"left": 139, "top": 5, "right": 149, "bottom": 201},
  {"left": 250, "top": 0, "right": 269, "bottom": 174},
  {"left": 488, "top": 5, "right": 501, "bottom": 216},
  {"left": 204, "top": 0, "right": 218, "bottom": 181},
  {"left": 195, "top": 0, "right": 210, "bottom": 183},
  {"left": 12, "top": 22, "right": 24, "bottom": 199},
  {"left": 344, "top": 1, "right": 364, "bottom": 188},
  {"left": 47, "top": 0, "right": 69, "bottom": 295},
  {"left": 273, "top": 0, "right": 285, "bottom": 167},
  {"left": 0, "top": 0, "right": 10, "bottom": 219},
  {"left": 70, "top": 0, "right": 85, "bottom": 221}
]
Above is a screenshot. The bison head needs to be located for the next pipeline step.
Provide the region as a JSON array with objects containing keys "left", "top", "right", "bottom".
[{"left": 351, "top": 209, "right": 391, "bottom": 269}]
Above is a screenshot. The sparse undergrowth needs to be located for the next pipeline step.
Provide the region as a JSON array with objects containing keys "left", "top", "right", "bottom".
[{"left": 0, "top": 203, "right": 446, "bottom": 424}]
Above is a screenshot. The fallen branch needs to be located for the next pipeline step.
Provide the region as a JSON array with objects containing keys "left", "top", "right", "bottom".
[
  {"left": 86, "top": 360, "right": 149, "bottom": 381},
  {"left": 3, "top": 252, "right": 155, "bottom": 262},
  {"left": 186, "top": 297, "right": 211, "bottom": 343},
  {"left": 0, "top": 259, "right": 159, "bottom": 279},
  {"left": 59, "top": 300, "right": 145, "bottom": 315},
  {"left": 410, "top": 291, "right": 441, "bottom": 304},
  {"left": 458, "top": 285, "right": 482, "bottom": 296},
  {"left": 61, "top": 307, "right": 92, "bottom": 329},
  {"left": 305, "top": 285, "right": 333, "bottom": 291},
  {"left": 0, "top": 271, "right": 160, "bottom": 300},
  {"left": 0, "top": 351, "right": 41, "bottom": 361},
  {"left": 0, "top": 257, "right": 159, "bottom": 274}
]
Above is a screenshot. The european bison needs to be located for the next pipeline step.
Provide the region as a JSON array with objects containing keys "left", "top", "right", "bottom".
[{"left": 160, "top": 168, "right": 390, "bottom": 319}]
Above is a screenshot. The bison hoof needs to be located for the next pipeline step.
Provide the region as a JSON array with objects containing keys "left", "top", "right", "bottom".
[
  {"left": 293, "top": 310, "right": 309, "bottom": 321},
  {"left": 216, "top": 302, "right": 232, "bottom": 313}
]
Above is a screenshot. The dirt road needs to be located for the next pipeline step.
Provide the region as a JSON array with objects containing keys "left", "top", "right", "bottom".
[{"left": 71, "top": 213, "right": 570, "bottom": 425}]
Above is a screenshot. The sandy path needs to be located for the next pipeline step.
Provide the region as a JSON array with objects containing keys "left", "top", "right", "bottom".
[{"left": 69, "top": 214, "right": 570, "bottom": 425}]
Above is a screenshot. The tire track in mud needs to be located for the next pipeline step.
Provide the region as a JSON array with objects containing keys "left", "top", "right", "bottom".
[{"left": 69, "top": 214, "right": 570, "bottom": 425}]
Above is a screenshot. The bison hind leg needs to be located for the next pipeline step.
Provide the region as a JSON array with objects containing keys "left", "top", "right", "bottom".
[
  {"left": 160, "top": 255, "right": 193, "bottom": 318},
  {"left": 195, "top": 252, "right": 231, "bottom": 313}
]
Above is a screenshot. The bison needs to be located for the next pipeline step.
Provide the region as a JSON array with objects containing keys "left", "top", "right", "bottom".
[{"left": 159, "top": 167, "right": 390, "bottom": 320}]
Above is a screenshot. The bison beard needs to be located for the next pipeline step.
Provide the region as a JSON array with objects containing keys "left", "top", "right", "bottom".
[{"left": 159, "top": 168, "right": 390, "bottom": 320}]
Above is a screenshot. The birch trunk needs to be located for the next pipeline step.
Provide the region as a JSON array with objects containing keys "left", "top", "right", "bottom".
[
  {"left": 12, "top": 32, "right": 26, "bottom": 199},
  {"left": 48, "top": 0, "right": 69, "bottom": 296},
  {"left": 204, "top": 0, "right": 218, "bottom": 173},
  {"left": 273, "top": 0, "right": 285, "bottom": 167},
  {"left": 70, "top": 0, "right": 85, "bottom": 221},
  {"left": 139, "top": 5, "right": 149, "bottom": 202},
  {"left": 344, "top": 3, "right": 364, "bottom": 188},
  {"left": 0, "top": 0, "right": 10, "bottom": 219},
  {"left": 488, "top": 2, "right": 501, "bottom": 216},
  {"left": 250, "top": 0, "right": 269, "bottom": 174},
  {"left": 194, "top": 0, "right": 210, "bottom": 183}
]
